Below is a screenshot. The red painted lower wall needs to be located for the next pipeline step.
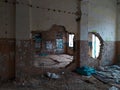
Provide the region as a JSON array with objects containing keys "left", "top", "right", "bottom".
[{"left": 0, "top": 38, "right": 15, "bottom": 80}]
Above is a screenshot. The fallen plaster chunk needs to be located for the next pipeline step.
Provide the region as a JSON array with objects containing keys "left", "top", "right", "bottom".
[
  {"left": 46, "top": 72, "right": 60, "bottom": 79},
  {"left": 109, "top": 86, "right": 119, "bottom": 90},
  {"left": 94, "top": 65, "right": 120, "bottom": 85}
]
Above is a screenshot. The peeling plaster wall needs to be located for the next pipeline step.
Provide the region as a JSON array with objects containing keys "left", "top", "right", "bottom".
[
  {"left": 16, "top": 40, "right": 34, "bottom": 79},
  {"left": 30, "top": 0, "right": 77, "bottom": 33},
  {"left": 80, "top": 0, "right": 117, "bottom": 67}
]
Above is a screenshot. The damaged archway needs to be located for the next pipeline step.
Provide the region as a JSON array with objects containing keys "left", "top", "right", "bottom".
[
  {"left": 30, "top": 0, "right": 82, "bottom": 73},
  {"left": 32, "top": 25, "right": 75, "bottom": 70},
  {"left": 88, "top": 32, "right": 104, "bottom": 66}
]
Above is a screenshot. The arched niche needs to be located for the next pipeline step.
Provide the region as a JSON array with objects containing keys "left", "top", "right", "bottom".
[{"left": 88, "top": 32, "right": 104, "bottom": 60}]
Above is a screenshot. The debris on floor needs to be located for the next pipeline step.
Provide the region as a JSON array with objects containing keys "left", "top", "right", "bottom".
[
  {"left": 39, "top": 53, "right": 48, "bottom": 56},
  {"left": 94, "top": 65, "right": 120, "bottom": 89},
  {"left": 34, "top": 54, "right": 73, "bottom": 68},
  {"left": 109, "top": 86, "right": 119, "bottom": 90},
  {"left": 75, "top": 66, "right": 96, "bottom": 76},
  {"left": 46, "top": 72, "right": 60, "bottom": 79},
  {"left": 0, "top": 70, "right": 110, "bottom": 90}
]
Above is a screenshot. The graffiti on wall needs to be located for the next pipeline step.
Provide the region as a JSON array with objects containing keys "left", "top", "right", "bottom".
[
  {"left": 46, "top": 41, "right": 53, "bottom": 50},
  {"left": 56, "top": 39, "right": 63, "bottom": 49}
]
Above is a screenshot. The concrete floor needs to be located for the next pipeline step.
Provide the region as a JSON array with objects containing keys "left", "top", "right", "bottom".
[{"left": 0, "top": 71, "right": 110, "bottom": 90}]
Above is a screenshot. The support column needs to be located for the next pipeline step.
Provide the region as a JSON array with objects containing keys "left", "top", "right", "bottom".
[{"left": 74, "top": 0, "right": 81, "bottom": 67}]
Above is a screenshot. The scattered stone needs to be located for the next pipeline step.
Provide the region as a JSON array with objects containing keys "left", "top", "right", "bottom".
[
  {"left": 46, "top": 72, "right": 60, "bottom": 79},
  {"left": 109, "top": 86, "right": 119, "bottom": 90}
]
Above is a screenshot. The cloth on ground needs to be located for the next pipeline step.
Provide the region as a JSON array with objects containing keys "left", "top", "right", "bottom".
[
  {"left": 94, "top": 65, "right": 120, "bottom": 84},
  {"left": 75, "top": 66, "right": 96, "bottom": 76}
]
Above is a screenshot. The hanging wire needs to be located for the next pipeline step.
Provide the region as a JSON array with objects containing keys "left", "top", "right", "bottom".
[{"left": 0, "top": 0, "right": 76, "bottom": 15}]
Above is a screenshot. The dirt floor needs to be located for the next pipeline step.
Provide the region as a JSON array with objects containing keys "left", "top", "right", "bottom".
[
  {"left": 0, "top": 71, "right": 111, "bottom": 90},
  {"left": 34, "top": 54, "right": 73, "bottom": 68}
]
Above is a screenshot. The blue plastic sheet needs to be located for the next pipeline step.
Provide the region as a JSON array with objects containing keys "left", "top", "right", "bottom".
[{"left": 76, "top": 66, "right": 96, "bottom": 76}]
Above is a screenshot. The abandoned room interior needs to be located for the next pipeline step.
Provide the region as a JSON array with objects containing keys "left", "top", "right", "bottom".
[{"left": 1, "top": 0, "right": 120, "bottom": 90}]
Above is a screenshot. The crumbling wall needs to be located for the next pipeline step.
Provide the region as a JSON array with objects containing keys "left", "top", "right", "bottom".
[
  {"left": 80, "top": 41, "right": 116, "bottom": 68},
  {"left": 80, "top": 0, "right": 117, "bottom": 67},
  {"left": 32, "top": 25, "right": 67, "bottom": 55},
  {"left": 16, "top": 40, "right": 34, "bottom": 79},
  {"left": 32, "top": 25, "right": 74, "bottom": 55},
  {"left": 41, "top": 25, "right": 67, "bottom": 54}
]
